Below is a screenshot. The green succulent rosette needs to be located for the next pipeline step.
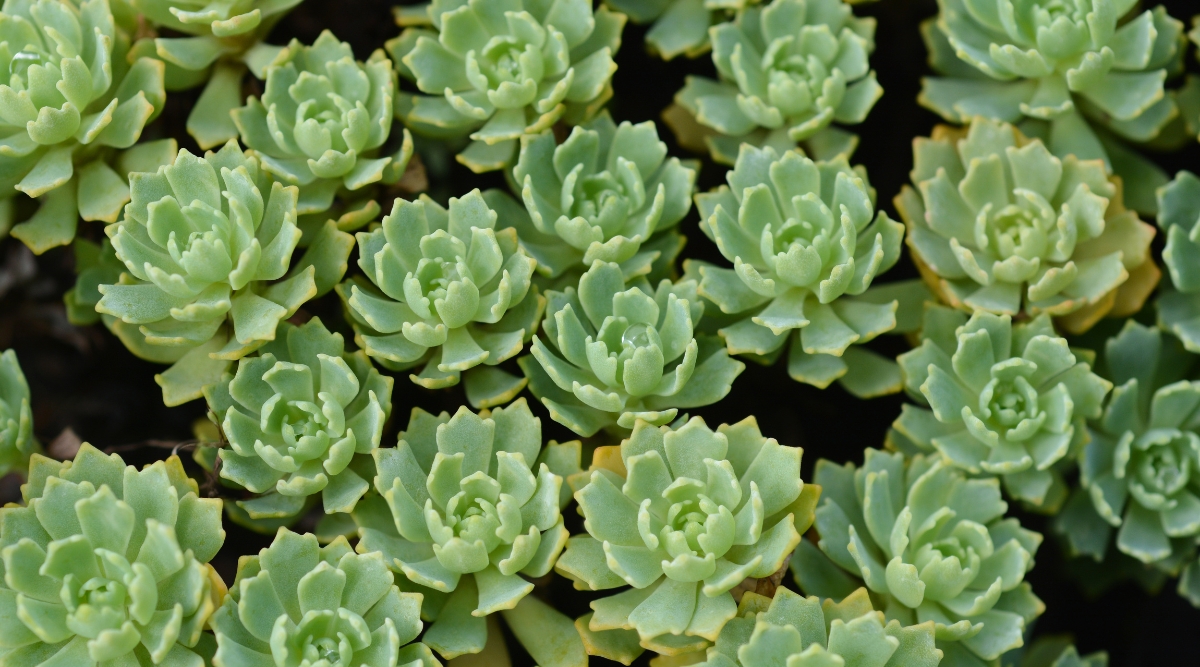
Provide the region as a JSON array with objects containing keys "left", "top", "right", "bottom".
[
  {"left": 211, "top": 527, "right": 438, "bottom": 667},
  {"left": 351, "top": 399, "right": 587, "bottom": 665},
  {"left": 604, "top": 0, "right": 755, "bottom": 61},
  {"left": 232, "top": 30, "right": 415, "bottom": 236},
  {"left": 555, "top": 416, "right": 818, "bottom": 662},
  {"left": 893, "top": 305, "right": 1111, "bottom": 509},
  {"left": 0, "top": 443, "right": 226, "bottom": 666},
  {"left": 338, "top": 189, "right": 541, "bottom": 408},
  {"left": 0, "top": 349, "right": 35, "bottom": 476},
  {"left": 520, "top": 260, "right": 746, "bottom": 437},
  {"left": 96, "top": 141, "right": 353, "bottom": 407},
  {"left": 666, "top": 0, "right": 881, "bottom": 165},
  {"left": 1054, "top": 321, "right": 1200, "bottom": 575},
  {"left": 689, "top": 144, "right": 909, "bottom": 399},
  {"left": 792, "top": 449, "right": 1044, "bottom": 667},
  {"left": 919, "top": 0, "right": 1187, "bottom": 214},
  {"left": 130, "top": 0, "right": 302, "bottom": 149},
  {"left": 676, "top": 586, "right": 942, "bottom": 667},
  {"left": 2, "top": 0, "right": 168, "bottom": 254},
  {"left": 896, "top": 118, "right": 1159, "bottom": 335},
  {"left": 507, "top": 110, "right": 696, "bottom": 283},
  {"left": 389, "top": 0, "right": 624, "bottom": 173},
  {"left": 1149, "top": 170, "right": 1200, "bottom": 354},
  {"left": 203, "top": 317, "right": 394, "bottom": 522}
]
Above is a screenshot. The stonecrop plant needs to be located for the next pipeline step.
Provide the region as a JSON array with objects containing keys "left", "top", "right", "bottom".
[
  {"left": 603, "top": 0, "right": 749, "bottom": 61},
  {"left": 0, "top": 349, "right": 34, "bottom": 477},
  {"left": 1156, "top": 170, "right": 1200, "bottom": 353}
]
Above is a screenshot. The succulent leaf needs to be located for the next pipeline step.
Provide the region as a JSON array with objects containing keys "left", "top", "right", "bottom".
[{"left": 0, "top": 349, "right": 36, "bottom": 477}]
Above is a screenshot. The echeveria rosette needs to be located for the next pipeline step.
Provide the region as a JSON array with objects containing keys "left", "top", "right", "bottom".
[
  {"left": 96, "top": 141, "right": 354, "bottom": 407},
  {"left": 604, "top": 0, "right": 757, "bottom": 61},
  {"left": 792, "top": 449, "right": 1044, "bottom": 667},
  {"left": 339, "top": 189, "right": 541, "bottom": 409},
  {"left": 690, "top": 144, "right": 907, "bottom": 399},
  {"left": 351, "top": 400, "right": 587, "bottom": 665},
  {"left": 203, "top": 317, "right": 393, "bottom": 523},
  {"left": 520, "top": 260, "right": 746, "bottom": 437},
  {"left": 894, "top": 305, "right": 1111, "bottom": 510},
  {"left": 130, "top": 0, "right": 302, "bottom": 149},
  {"left": 0, "top": 443, "right": 226, "bottom": 667},
  {"left": 555, "top": 416, "right": 818, "bottom": 662},
  {"left": 389, "top": 0, "right": 624, "bottom": 173},
  {"left": 895, "top": 118, "right": 1158, "bottom": 335},
  {"left": 211, "top": 528, "right": 438, "bottom": 667},
  {"left": 667, "top": 0, "right": 882, "bottom": 166},
  {"left": 1152, "top": 170, "right": 1200, "bottom": 354},
  {"left": 232, "top": 30, "right": 415, "bottom": 234},
  {"left": 919, "top": 0, "right": 1187, "bottom": 214},
  {"left": 2, "top": 0, "right": 168, "bottom": 254},
  {"left": 507, "top": 111, "right": 697, "bottom": 283},
  {"left": 0, "top": 349, "right": 35, "bottom": 477}
]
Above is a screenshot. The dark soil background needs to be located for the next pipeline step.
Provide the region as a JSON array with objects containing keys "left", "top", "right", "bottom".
[{"left": 1, "top": 0, "right": 1198, "bottom": 664}]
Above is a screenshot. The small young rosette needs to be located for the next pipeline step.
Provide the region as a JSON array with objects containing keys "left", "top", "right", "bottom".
[
  {"left": 97, "top": 142, "right": 352, "bottom": 406},
  {"left": 204, "top": 317, "right": 393, "bottom": 521},
  {"left": 507, "top": 111, "right": 696, "bottom": 282},
  {"left": 2, "top": 0, "right": 167, "bottom": 254},
  {"left": 0, "top": 349, "right": 35, "bottom": 477},
  {"left": 919, "top": 0, "right": 1186, "bottom": 212},
  {"left": 211, "top": 528, "right": 437, "bottom": 667},
  {"left": 520, "top": 260, "right": 746, "bottom": 437},
  {"left": 555, "top": 417, "right": 817, "bottom": 662},
  {"left": 339, "top": 189, "right": 540, "bottom": 407},
  {"left": 1055, "top": 322, "right": 1200, "bottom": 572},
  {"left": 390, "top": 0, "right": 624, "bottom": 172},
  {"left": 793, "top": 449, "right": 1044, "bottom": 666},
  {"left": 894, "top": 305, "right": 1111, "bottom": 509},
  {"left": 233, "top": 30, "right": 413, "bottom": 224},
  {"left": 896, "top": 118, "right": 1158, "bottom": 334},
  {"left": 669, "top": 0, "right": 881, "bottom": 165},
  {"left": 1152, "top": 170, "right": 1200, "bottom": 353},
  {"left": 605, "top": 0, "right": 754, "bottom": 61},
  {"left": 352, "top": 400, "right": 586, "bottom": 665},
  {"left": 690, "top": 144, "right": 906, "bottom": 397},
  {"left": 681, "top": 587, "right": 941, "bottom": 667},
  {"left": 0, "top": 444, "right": 226, "bottom": 666}
]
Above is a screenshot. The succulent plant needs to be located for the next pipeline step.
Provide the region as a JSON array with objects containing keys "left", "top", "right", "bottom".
[
  {"left": 555, "top": 416, "right": 819, "bottom": 661},
  {"left": 520, "top": 260, "right": 746, "bottom": 437},
  {"left": 203, "top": 317, "right": 393, "bottom": 521},
  {"left": 919, "top": 0, "right": 1187, "bottom": 214},
  {"left": 1151, "top": 170, "right": 1200, "bottom": 354},
  {"left": 895, "top": 118, "right": 1158, "bottom": 335},
  {"left": 0, "top": 443, "right": 226, "bottom": 666},
  {"left": 894, "top": 305, "right": 1111, "bottom": 509},
  {"left": 792, "top": 449, "right": 1044, "bottom": 666},
  {"left": 96, "top": 141, "right": 353, "bottom": 407},
  {"left": 604, "top": 0, "right": 753, "bottom": 61},
  {"left": 507, "top": 111, "right": 696, "bottom": 282},
  {"left": 1053, "top": 321, "right": 1200, "bottom": 576},
  {"left": 2, "top": 0, "right": 168, "bottom": 254},
  {"left": 211, "top": 527, "right": 438, "bottom": 667},
  {"left": 130, "top": 0, "right": 302, "bottom": 149},
  {"left": 232, "top": 30, "right": 415, "bottom": 231},
  {"left": 666, "top": 0, "right": 881, "bottom": 165},
  {"left": 389, "top": 0, "right": 624, "bottom": 172},
  {"left": 1018, "top": 637, "right": 1109, "bottom": 667},
  {"left": 0, "top": 349, "right": 35, "bottom": 477},
  {"left": 351, "top": 399, "right": 587, "bottom": 664},
  {"left": 338, "top": 189, "right": 541, "bottom": 408},
  {"left": 689, "top": 143, "right": 907, "bottom": 398}
]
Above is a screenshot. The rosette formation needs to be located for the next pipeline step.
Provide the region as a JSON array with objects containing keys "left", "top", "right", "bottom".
[
  {"left": 896, "top": 118, "right": 1158, "bottom": 334},
  {"left": 352, "top": 400, "right": 586, "bottom": 665},
  {"left": 390, "top": 0, "right": 624, "bottom": 172},
  {"left": 96, "top": 141, "right": 352, "bottom": 406},
  {"left": 556, "top": 416, "right": 818, "bottom": 662},
  {"left": 793, "top": 449, "right": 1044, "bottom": 666},
  {"left": 521, "top": 260, "right": 746, "bottom": 437},
  {"left": 690, "top": 144, "right": 908, "bottom": 398},
  {"left": 508, "top": 111, "right": 696, "bottom": 282},
  {"left": 920, "top": 0, "right": 1187, "bottom": 213},
  {"left": 668, "top": 0, "right": 882, "bottom": 165},
  {"left": 339, "top": 189, "right": 541, "bottom": 408},
  {"left": 0, "top": 349, "right": 35, "bottom": 477},
  {"left": 893, "top": 305, "right": 1111, "bottom": 509},
  {"left": 0, "top": 444, "right": 226, "bottom": 666},
  {"left": 604, "top": 0, "right": 755, "bottom": 61},
  {"left": 204, "top": 317, "right": 393, "bottom": 521},
  {"left": 1153, "top": 170, "right": 1200, "bottom": 354},
  {"left": 2, "top": 0, "right": 168, "bottom": 254},
  {"left": 211, "top": 528, "right": 438, "bottom": 667}
]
